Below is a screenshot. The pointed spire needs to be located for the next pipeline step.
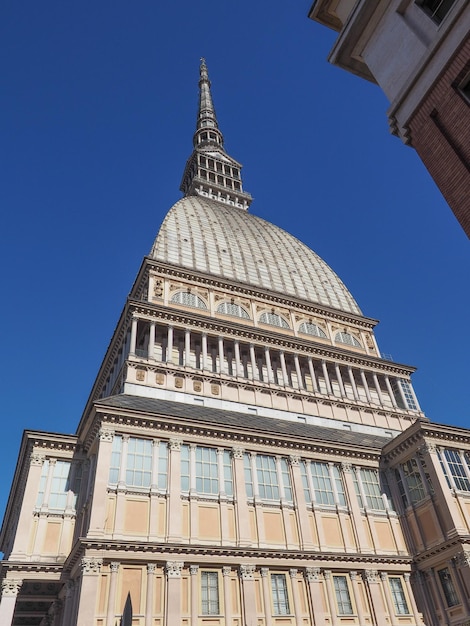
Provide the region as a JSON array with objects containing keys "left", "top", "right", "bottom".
[{"left": 180, "top": 59, "right": 252, "bottom": 210}]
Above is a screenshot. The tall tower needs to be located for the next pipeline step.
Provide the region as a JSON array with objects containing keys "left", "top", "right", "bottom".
[{"left": 3, "top": 60, "right": 470, "bottom": 626}]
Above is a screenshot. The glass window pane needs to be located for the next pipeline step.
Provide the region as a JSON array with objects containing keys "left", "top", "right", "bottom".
[
  {"left": 333, "top": 576, "right": 353, "bottom": 615},
  {"left": 271, "top": 574, "right": 290, "bottom": 615}
]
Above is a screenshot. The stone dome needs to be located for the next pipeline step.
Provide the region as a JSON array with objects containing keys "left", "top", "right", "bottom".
[{"left": 150, "top": 196, "right": 361, "bottom": 315}]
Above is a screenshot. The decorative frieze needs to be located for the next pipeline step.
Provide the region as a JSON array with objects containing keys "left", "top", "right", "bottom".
[
  {"left": 30, "top": 451, "right": 46, "bottom": 466},
  {"left": 99, "top": 426, "right": 114, "bottom": 442},
  {"left": 240, "top": 564, "right": 256, "bottom": 580},
  {"left": 1, "top": 579, "right": 22, "bottom": 596},
  {"left": 81, "top": 557, "right": 103, "bottom": 574},
  {"left": 305, "top": 567, "right": 321, "bottom": 582},
  {"left": 166, "top": 561, "right": 184, "bottom": 578}
]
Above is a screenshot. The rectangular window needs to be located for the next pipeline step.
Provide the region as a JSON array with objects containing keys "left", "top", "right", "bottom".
[
  {"left": 280, "top": 458, "right": 293, "bottom": 501},
  {"left": 126, "top": 437, "right": 152, "bottom": 488},
  {"left": 244, "top": 453, "right": 254, "bottom": 498},
  {"left": 181, "top": 444, "right": 190, "bottom": 492},
  {"left": 309, "top": 462, "right": 345, "bottom": 506},
  {"left": 257, "top": 455, "right": 279, "bottom": 500},
  {"left": 443, "top": 448, "right": 470, "bottom": 491},
  {"left": 401, "top": 458, "right": 426, "bottom": 504},
  {"left": 333, "top": 575, "right": 353, "bottom": 615},
  {"left": 416, "top": 0, "right": 456, "bottom": 24},
  {"left": 109, "top": 435, "right": 122, "bottom": 484},
  {"left": 223, "top": 450, "right": 233, "bottom": 497},
  {"left": 389, "top": 577, "right": 410, "bottom": 615},
  {"left": 400, "top": 380, "right": 418, "bottom": 410},
  {"left": 49, "top": 461, "right": 72, "bottom": 510},
  {"left": 201, "top": 572, "right": 219, "bottom": 615},
  {"left": 271, "top": 574, "right": 290, "bottom": 615},
  {"left": 196, "top": 446, "right": 219, "bottom": 495},
  {"left": 359, "top": 468, "right": 386, "bottom": 510},
  {"left": 438, "top": 568, "right": 460, "bottom": 607}
]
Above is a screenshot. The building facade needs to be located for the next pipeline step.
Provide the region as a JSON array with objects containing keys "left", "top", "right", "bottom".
[
  {"left": 308, "top": 0, "right": 470, "bottom": 237},
  {"left": 1, "top": 60, "right": 470, "bottom": 626}
]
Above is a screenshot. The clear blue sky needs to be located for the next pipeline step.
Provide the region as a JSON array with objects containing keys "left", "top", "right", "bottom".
[{"left": 1, "top": 1, "right": 468, "bottom": 521}]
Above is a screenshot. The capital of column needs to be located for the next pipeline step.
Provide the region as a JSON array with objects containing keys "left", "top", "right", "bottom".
[
  {"left": 223, "top": 566, "right": 232, "bottom": 577},
  {"left": 289, "top": 455, "right": 300, "bottom": 467},
  {"left": 305, "top": 567, "right": 321, "bottom": 582},
  {"left": 349, "top": 571, "right": 357, "bottom": 581},
  {"left": 260, "top": 567, "right": 269, "bottom": 578},
  {"left": 289, "top": 569, "right": 298, "bottom": 579},
  {"left": 64, "top": 579, "right": 75, "bottom": 598},
  {"left": 166, "top": 561, "right": 184, "bottom": 578},
  {"left": 323, "top": 570, "right": 331, "bottom": 581},
  {"left": 420, "top": 441, "right": 437, "bottom": 454},
  {"left": 189, "top": 565, "right": 199, "bottom": 576},
  {"left": 81, "top": 557, "right": 103, "bottom": 574},
  {"left": 364, "top": 569, "right": 379, "bottom": 584},
  {"left": 231, "top": 446, "right": 245, "bottom": 459},
  {"left": 341, "top": 462, "right": 353, "bottom": 473},
  {"left": 147, "top": 563, "right": 157, "bottom": 574},
  {"left": 109, "top": 562, "right": 120, "bottom": 573},
  {"left": 99, "top": 426, "right": 114, "bottom": 442},
  {"left": 1, "top": 579, "right": 23, "bottom": 596},
  {"left": 403, "top": 572, "right": 411, "bottom": 583},
  {"left": 30, "top": 451, "right": 46, "bottom": 466},
  {"left": 168, "top": 438, "right": 182, "bottom": 451},
  {"left": 380, "top": 572, "right": 388, "bottom": 582},
  {"left": 240, "top": 564, "right": 256, "bottom": 580}
]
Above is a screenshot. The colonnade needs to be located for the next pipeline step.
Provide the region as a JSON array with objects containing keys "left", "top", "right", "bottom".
[{"left": 120, "top": 318, "right": 420, "bottom": 412}]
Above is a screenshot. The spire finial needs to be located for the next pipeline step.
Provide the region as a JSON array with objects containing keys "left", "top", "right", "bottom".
[{"left": 179, "top": 60, "right": 253, "bottom": 210}]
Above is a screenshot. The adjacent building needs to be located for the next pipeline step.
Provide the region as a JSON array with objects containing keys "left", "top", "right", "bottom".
[
  {"left": 1, "top": 60, "right": 470, "bottom": 626},
  {"left": 309, "top": 0, "right": 470, "bottom": 237}
]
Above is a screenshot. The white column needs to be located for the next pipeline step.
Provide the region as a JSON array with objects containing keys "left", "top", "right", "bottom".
[
  {"left": 130, "top": 316, "right": 138, "bottom": 355},
  {"left": 166, "top": 562, "right": 184, "bottom": 626},
  {"left": 380, "top": 572, "right": 397, "bottom": 625},
  {"left": 260, "top": 568, "right": 272, "bottom": 626},
  {"left": 240, "top": 565, "right": 257, "bottom": 626},
  {"left": 41, "top": 458, "right": 57, "bottom": 509},
  {"left": 167, "top": 325, "right": 174, "bottom": 363},
  {"left": 148, "top": 322, "right": 156, "bottom": 360},
  {"left": 322, "top": 361, "right": 333, "bottom": 394},
  {"left": 202, "top": 333, "right": 208, "bottom": 370},
  {"left": 334, "top": 363, "right": 346, "bottom": 397},
  {"left": 384, "top": 376, "right": 398, "bottom": 408},
  {"left": 348, "top": 367, "right": 359, "bottom": 401},
  {"left": 0, "top": 579, "right": 22, "bottom": 626},
  {"left": 305, "top": 568, "right": 326, "bottom": 626},
  {"left": 360, "top": 369, "right": 372, "bottom": 402},
  {"left": 372, "top": 373, "right": 384, "bottom": 406},
  {"left": 250, "top": 344, "right": 257, "bottom": 380},
  {"left": 307, "top": 357, "right": 318, "bottom": 392},
  {"left": 218, "top": 336, "right": 225, "bottom": 374},
  {"left": 323, "top": 570, "right": 339, "bottom": 626},
  {"left": 106, "top": 562, "right": 120, "bottom": 626},
  {"left": 349, "top": 571, "right": 365, "bottom": 625},
  {"left": 75, "top": 558, "right": 103, "bottom": 626},
  {"left": 294, "top": 355, "right": 303, "bottom": 389},
  {"left": 250, "top": 453, "right": 260, "bottom": 499},
  {"left": 223, "top": 567, "right": 233, "bottom": 626},
  {"left": 145, "top": 564, "right": 156, "bottom": 626},
  {"left": 276, "top": 456, "right": 286, "bottom": 501},
  {"left": 280, "top": 351, "right": 289, "bottom": 386},
  {"left": 118, "top": 435, "right": 129, "bottom": 488},
  {"left": 403, "top": 573, "right": 423, "bottom": 625},
  {"left": 151, "top": 439, "right": 160, "bottom": 491},
  {"left": 290, "top": 569, "right": 303, "bottom": 626},
  {"left": 185, "top": 329, "right": 191, "bottom": 367},
  {"left": 265, "top": 347, "right": 274, "bottom": 383},
  {"left": 190, "top": 565, "right": 198, "bottom": 626},
  {"left": 234, "top": 340, "right": 242, "bottom": 377}
]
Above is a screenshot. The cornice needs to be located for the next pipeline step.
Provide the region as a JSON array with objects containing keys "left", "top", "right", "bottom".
[
  {"left": 142, "top": 258, "right": 379, "bottom": 328},
  {"left": 63, "top": 538, "right": 413, "bottom": 573},
  {"left": 83, "top": 405, "right": 384, "bottom": 462},
  {"left": 413, "top": 535, "right": 470, "bottom": 566},
  {"left": 127, "top": 299, "right": 416, "bottom": 376}
]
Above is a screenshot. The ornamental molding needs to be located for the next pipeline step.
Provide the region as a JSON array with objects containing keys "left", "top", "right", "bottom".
[
  {"left": 1, "top": 579, "right": 23, "bottom": 596},
  {"left": 364, "top": 570, "right": 379, "bottom": 583},
  {"left": 166, "top": 561, "right": 184, "bottom": 578},
  {"left": 109, "top": 562, "right": 120, "bottom": 573},
  {"left": 223, "top": 566, "right": 232, "bottom": 576},
  {"left": 240, "top": 564, "right": 256, "bottom": 580},
  {"left": 305, "top": 567, "right": 321, "bottom": 582},
  {"left": 88, "top": 409, "right": 384, "bottom": 463},
  {"left": 189, "top": 565, "right": 199, "bottom": 575},
  {"left": 144, "top": 259, "right": 377, "bottom": 328},
  {"left": 289, "top": 455, "right": 300, "bottom": 467},
  {"left": 168, "top": 438, "right": 182, "bottom": 451},
  {"left": 99, "top": 426, "right": 115, "bottom": 442},
  {"left": 81, "top": 557, "right": 103, "bottom": 575},
  {"left": 289, "top": 568, "right": 298, "bottom": 578},
  {"left": 231, "top": 446, "right": 245, "bottom": 459},
  {"left": 147, "top": 563, "right": 157, "bottom": 574},
  {"left": 30, "top": 451, "right": 46, "bottom": 466}
]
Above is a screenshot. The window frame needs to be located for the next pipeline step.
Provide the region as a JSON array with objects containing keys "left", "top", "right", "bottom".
[
  {"left": 333, "top": 575, "right": 354, "bottom": 615},
  {"left": 271, "top": 573, "right": 291, "bottom": 616},
  {"left": 201, "top": 571, "right": 220, "bottom": 616},
  {"left": 438, "top": 568, "right": 460, "bottom": 607},
  {"left": 415, "top": 0, "right": 457, "bottom": 24},
  {"left": 259, "top": 311, "right": 290, "bottom": 329},
  {"left": 170, "top": 291, "right": 208, "bottom": 310},
  {"left": 389, "top": 577, "right": 410, "bottom": 615}
]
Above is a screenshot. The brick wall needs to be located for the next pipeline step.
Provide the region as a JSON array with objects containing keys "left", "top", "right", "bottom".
[{"left": 408, "top": 35, "right": 470, "bottom": 237}]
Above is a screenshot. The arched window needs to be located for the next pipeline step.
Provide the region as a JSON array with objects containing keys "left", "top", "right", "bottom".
[
  {"left": 216, "top": 302, "right": 250, "bottom": 319},
  {"left": 259, "top": 312, "right": 290, "bottom": 329},
  {"left": 299, "top": 322, "right": 327, "bottom": 339},
  {"left": 171, "top": 291, "right": 207, "bottom": 310},
  {"left": 335, "top": 331, "right": 362, "bottom": 348}
]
